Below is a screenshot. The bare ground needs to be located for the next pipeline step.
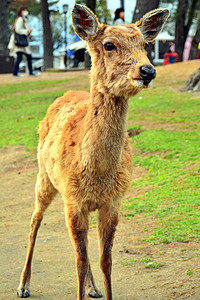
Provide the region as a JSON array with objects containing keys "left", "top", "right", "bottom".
[
  {"left": 0, "top": 70, "right": 90, "bottom": 85},
  {"left": 1, "top": 62, "right": 200, "bottom": 300}
]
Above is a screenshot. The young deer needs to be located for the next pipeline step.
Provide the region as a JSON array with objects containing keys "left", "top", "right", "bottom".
[{"left": 17, "top": 4, "right": 169, "bottom": 300}]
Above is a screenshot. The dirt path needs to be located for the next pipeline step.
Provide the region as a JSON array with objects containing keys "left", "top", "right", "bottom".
[
  {"left": 0, "top": 70, "right": 89, "bottom": 85},
  {"left": 1, "top": 146, "right": 200, "bottom": 300}
]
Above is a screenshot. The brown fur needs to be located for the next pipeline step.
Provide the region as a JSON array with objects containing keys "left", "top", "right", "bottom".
[{"left": 17, "top": 5, "right": 169, "bottom": 300}]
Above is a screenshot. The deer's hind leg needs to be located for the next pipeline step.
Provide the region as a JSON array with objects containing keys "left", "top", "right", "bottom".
[
  {"left": 17, "top": 166, "right": 57, "bottom": 298},
  {"left": 86, "top": 264, "right": 102, "bottom": 298}
]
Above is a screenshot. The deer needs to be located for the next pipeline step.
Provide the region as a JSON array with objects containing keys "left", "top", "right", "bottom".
[{"left": 17, "top": 4, "right": 170, "bottom": 300}]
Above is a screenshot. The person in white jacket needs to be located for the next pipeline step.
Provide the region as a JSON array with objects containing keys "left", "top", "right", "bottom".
[{"left": 8, "top": 6, "right": 34, "bottom": 77}]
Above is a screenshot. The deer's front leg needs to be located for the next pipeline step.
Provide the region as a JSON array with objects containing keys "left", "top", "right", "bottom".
[
  {"left": 98, "top": 204, "right": 119, "bottom": 300},
  {"left": 65, "top": 205, "right": 89, "bottom": 300}
]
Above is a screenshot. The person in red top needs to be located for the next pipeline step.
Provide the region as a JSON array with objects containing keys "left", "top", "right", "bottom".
[{"left": 163, "top": 49, "right": 179, "bottom": 65}]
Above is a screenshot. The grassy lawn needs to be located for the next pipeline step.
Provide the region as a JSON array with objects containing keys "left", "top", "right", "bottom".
[
  {"left": 125, "top": 84, "right": 200, "bottom": 244},
  {"left": 0, "top": 77, "right": 88, "bottom": 150},
  {"left": 1, "top": 70, "right": 200, "bottom": 244}
]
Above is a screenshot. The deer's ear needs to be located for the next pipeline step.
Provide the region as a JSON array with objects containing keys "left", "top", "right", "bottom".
[
  {"left": 136, "top": 9, "right": 170, "bottom": 42},
  {"left": 71, "top": 4, "right": 99, "bottom": 41}
]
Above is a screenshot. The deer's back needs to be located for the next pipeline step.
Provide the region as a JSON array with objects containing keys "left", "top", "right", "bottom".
[{"left": 38, "top": 90, "right": 90, "bottom": 146}]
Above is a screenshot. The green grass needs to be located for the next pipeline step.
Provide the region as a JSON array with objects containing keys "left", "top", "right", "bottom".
[
  {"left": 123, "top": 88, "right": 200, "bottom": 244},
  {"left": 1, "top": 73, "right": 200, "bottom": 244},
  {"left": 0, "top": 78, "right": 75, "bottom": 97},
  {"left": 121, "top": 258, "right": 138, "bottom": 265},
  {"left": 122, "top": 257, "right": 162, "bottom": 269},
  {"left": 0, "top": 90, "right": 65, "bottom": 150},
  {"left": 144, "top": 262, "right": 162, "bottom": 269},
  {"left": 0, "top": 78, "right": 82, "bottom": 150},
  {"left": 187, "top": 269, "right": 193, "bottom": 276}
]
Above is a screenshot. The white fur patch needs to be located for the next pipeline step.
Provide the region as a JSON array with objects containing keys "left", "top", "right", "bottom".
[{"left": 135, "top": 80, "right": 153, "bottom": 88}]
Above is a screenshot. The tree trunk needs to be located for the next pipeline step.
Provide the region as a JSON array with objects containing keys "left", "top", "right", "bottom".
[
  {"left": 0, "top": 0, "right": 10, "bottom": 56},
  {"left": 86, "top": 0, "right": 96, "bottom": 12},
  {"left": 175, "top": 0, "right": 189, "bottom": 62},
  {"left": 180, "top": 68, "right": 200, "bottom": 92},
  {"left": 189, "top": 18, "right": 200, "bottom": 60},
  {"left": 175, "top": 0, "right": 198, "bottom": 61},
  {"left": 120, "top": 0, "right": 124, "bottom": 8},
  {"left": 41, "top": 0, "right": 54, "bottom": 70},
  {"left": 132, "top": 0, "right": 160, "bottom": 23}
]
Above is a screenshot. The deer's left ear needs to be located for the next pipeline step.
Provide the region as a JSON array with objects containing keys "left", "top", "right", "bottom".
[
  {"left": 71, "top": 4, "right": 99, "bottom": 42},
  {"left": 136, "top": 9, "right": 170, "bottom": 42}
]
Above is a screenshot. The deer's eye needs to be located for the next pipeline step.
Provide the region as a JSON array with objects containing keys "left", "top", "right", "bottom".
[
  {"left": 104, "top": 42, "right": 116, "bottom": 51},
  {"left": 144, "top": 43, "right": 148, "bottom": 51}
]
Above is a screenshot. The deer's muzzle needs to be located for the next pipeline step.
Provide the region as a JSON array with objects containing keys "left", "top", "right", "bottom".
[{"left": 139, "top": 65, "right": 156, "bottom": 85}]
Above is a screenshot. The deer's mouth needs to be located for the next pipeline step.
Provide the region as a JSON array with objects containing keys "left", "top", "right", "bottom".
[{"left": 134, "top": 78, "right": 153, "bottom": 88}]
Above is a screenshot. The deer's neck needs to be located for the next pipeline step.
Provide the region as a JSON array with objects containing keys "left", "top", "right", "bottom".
[{"left": 81, "top": 80, "right": 129, "bottom": 176}]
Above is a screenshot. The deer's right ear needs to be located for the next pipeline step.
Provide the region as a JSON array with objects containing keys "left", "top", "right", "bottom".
[
  {"left": 136, "top": 9, "right": 170, "bottom": 42},
  {"left": 71, "top": 4, "right": 99, "bottom": 42}
]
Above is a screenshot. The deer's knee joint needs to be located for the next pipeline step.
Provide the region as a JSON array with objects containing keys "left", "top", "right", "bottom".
[
  {"left": 30, "top": 212, "right": 43, "bottom": 228},
  {"left": 77, "top": 251, "right": 88, "bottom": 264},
  {"left": 77, "top": 256, "right": 89, "bottom": 278}
]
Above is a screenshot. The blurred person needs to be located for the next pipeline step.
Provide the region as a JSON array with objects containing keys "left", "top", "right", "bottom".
[
  {"left": 8, "top": 6, "right": 36, "bottom": 77},
  {"left": 113, "top": 7, "right": 125, "bottom": 26},
  {"left": 163, "top": 49, "right": 178, "bottom": 65}
]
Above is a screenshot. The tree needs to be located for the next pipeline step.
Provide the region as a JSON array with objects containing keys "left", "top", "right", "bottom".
[
  {"left": 41, "top": 0, "right": 54, "bottom": 70},
  {"left": 51, "top": 13, "right": 65, "bottom": 51},
  {"left": 175, "top": 0, "right": 199, "bottom": 61},
  {"left": 189, "top": 17, "right": 200, "bottom": 60},
  {"left": 132, "top": 0, "right": 160, "bottom": 23},
  {"left": 120, "top": 0, "right": 124, "bottom": 8},
  {"left": 0, "top": 0, "right": 10, "bottom": 56},
  {"left": 86, "top": 0, "right": 96, "bottom": 12},
  {"left": 96, "top": 0, "right": 112, "bottom": 24}
]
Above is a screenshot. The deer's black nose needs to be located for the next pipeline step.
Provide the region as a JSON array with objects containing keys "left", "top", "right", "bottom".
[{"left": 139, "top": 65, "right": 156, "bottom": 84}]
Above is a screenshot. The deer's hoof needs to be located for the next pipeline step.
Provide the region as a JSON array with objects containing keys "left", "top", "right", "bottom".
[
  {"left": 17, "top": 288, "right": 30, "bottom": 298},
  {"left": 88, "top": 287, "right": 103, "bottom": 298}
]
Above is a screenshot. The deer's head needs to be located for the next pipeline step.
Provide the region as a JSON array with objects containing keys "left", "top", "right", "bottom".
[{"left": 72, "top": 5, "right": 170, "bottom": 98}]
